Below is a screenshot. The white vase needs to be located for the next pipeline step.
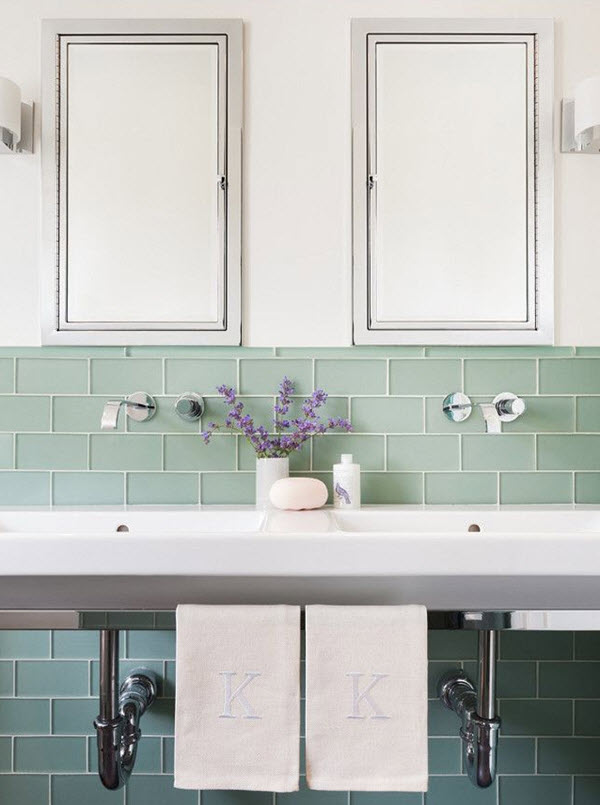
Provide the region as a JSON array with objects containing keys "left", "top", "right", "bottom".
[{"left": 255, "top": 457, "right": 289, "bottom": 508}]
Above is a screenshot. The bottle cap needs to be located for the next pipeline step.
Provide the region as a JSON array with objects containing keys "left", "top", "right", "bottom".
[{"left": 341, "top": 454, "right": 353, "bottom": 464}]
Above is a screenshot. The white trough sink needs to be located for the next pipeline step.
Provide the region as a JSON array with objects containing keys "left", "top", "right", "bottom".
[{"left": 1, "top": 505, "right": 600, "bottom": 611}]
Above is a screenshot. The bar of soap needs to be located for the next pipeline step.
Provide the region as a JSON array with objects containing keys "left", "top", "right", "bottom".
[{"left": 269, "top": 477, "right": 328, "bottom": 510}]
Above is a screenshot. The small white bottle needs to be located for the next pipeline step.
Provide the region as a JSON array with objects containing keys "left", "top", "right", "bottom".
[{"left": 333, "top": 454, "right": 361, "bottom": 509}]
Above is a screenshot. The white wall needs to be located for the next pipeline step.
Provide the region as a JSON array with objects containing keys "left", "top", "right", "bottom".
[{"left": 1, "top": 0, "right": 600, "bottom": 346}]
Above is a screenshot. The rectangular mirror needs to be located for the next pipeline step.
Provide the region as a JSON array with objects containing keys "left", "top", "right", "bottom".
[
  {"left": 41, "top": 19, "right": 242, "bottom": 344},
  {"left": 352, "top": 19, "right": 554, "bottom": 345}
]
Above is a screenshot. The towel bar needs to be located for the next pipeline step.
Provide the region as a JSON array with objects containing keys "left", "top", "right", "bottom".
[{"left": 94, "top": 629, "right": 159, "bottom": 790}]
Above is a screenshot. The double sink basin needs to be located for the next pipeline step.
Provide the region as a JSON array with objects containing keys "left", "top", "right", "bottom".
[{"left": 1, "top": 505, "right": 600, "bottom": 610}]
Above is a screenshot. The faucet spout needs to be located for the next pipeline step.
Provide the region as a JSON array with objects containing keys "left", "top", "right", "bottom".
[
  {"left": 478, "top": 403, "right": 502, "bottom": 434},
  {"left": 100, "top": 393, "right": 156, "bottom": 431}
]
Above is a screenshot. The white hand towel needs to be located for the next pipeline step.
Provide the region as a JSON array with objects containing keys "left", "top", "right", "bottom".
[
  {"left": 175, "top": 605, "right": 300, "bottom": 791},
  {"left": 305, "top": 605, "right": 428, "bottom": 791}
]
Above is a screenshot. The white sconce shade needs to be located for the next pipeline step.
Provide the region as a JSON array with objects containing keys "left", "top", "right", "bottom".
[
  {"left": 562, "top": 75, "right": 600, "bottom": 153},
  {"left": 0, "top": 77, "right": 22, "bottom": 146},
  {"left": 0, "top": 76, "right": 33, "bottom": 154}
]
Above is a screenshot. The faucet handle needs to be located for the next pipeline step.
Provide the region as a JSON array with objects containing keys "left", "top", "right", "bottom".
[{"left": 493, "top": 393, "right": 526, "bottom": 422}]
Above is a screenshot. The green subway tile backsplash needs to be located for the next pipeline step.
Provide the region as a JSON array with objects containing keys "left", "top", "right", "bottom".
[{"left": 1, "top": 346, "right": 600, "bottom": 802}]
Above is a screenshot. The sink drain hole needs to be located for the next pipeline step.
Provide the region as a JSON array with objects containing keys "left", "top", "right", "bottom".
[
  {"left": 116, "top": 524, "right": 129, "bottom": 533},
  {"left": 468, "top": 523, "right": 481, "bottom": 533}
]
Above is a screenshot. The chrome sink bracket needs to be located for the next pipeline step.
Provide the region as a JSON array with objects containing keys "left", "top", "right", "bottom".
[
  {"left": 438, "top": 630, "right": 500, "bottom": 788},
  {"left": 94, "top": 630, "right": 158, "bottom": 790}
]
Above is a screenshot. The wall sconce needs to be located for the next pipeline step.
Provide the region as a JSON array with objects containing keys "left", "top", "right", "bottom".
[
  {"left": 0, "top": 77, "right": 33, "bottom": 154},
  {"left": 562, "top": 76, "right": 600, "bottom": 153}
]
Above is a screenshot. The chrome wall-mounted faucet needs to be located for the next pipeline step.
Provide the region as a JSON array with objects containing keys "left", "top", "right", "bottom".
[
  {"left": 100, "top": 392, "right": 156, "bottom": 430},
  {"left": 442, "top": 392, "right": 526, "bottom": 433}
]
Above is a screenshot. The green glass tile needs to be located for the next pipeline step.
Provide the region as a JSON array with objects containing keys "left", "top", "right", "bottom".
[
  {"left": 499, "top": 776, "right": 571, "bottom": 805},
  {"left": 90, "top": 358, "right": 162, "bottom": 394},
  {"left": 52, "top": 699, "right": 97, "bottom": 735},
  {"left": 0, "top": 347, "right": 123, "bottom": 357},
  {"left": 14, "top": 736, "right": 85, "bottom": 772},
  {"left": 538, "top": 435, "right": 600, "bottom": 470},
  {"left": 204, "top": 792, "right": 273, "bottom": 805},
  {"left": 577, "top": 397, "right": 600, "bottom": 431},
  {"left": 52, "top": 631, "right": 100, "bottom": 659},
  {"left": 52, "top": 396, "right": 124, "bottom": 433},
  {"left": 165, "top": 358, "right": 237, "bottom": 394},
  {"left": 464, "top": 359, "right": 536, "bottom": 395},
  {"left": 16, "top": 359, "right": 88, "bottom": 393},
  {"left": 128, "top": 346, "right": 272, "bottom": 357},
  {"left": 240, "top": 360, "right": 312, "bottom": 395},
  {"left": 312, "top": 435, "right": 384, "bottom": 471},
  {"left": 107, "top": 612, "right": 154, "bottom": 629},
  {"left": 500, "top": 631, "right": 573, "bottom": 660},
  {"left": 52, "top": 472, "right": 124, "bottom": 505},
  {"left": 424, "top": 472, "right": 497, "bottom": 504},
  {"left": 90, "top": 660, "right": 164, "bottom": 698},
  {"left": 165, "top": 434, "right": 235, "bottom": 470},
  {"left": 278, "top": 780, "right": 347, "bottom": 805},
  {"left": 163, "top": 736, "right": 175, "bottom": 773},
  {"left": 127, "top": 775, "right": 197, "bottom": 804},
  {"left": 538, "top": 738, "right": 600, "bottom": 774},
  {"left": 128, "top": 397, "right": 199, "bottom": 433},
  {"left": 462, "top": 435, "right": 534, "bottom": 471},
  {"left": 127, "top": 631, "right": 175, "bottom": 660},
  {"left": 278, "top": 347, "right": 423, "bottom": 357},
  {"left": 575, "top": 473, "right": 600, "bottom": 503},
  {"left": 576, "top": 348, "right": 600, "bottom": 355},
  {"left": 0, "top": 471, "right": 49, "bottom": 504},
  {"left": 0, "top": 738, "right": 9, "bottom": 772},
  {"left": 425, "top": 776, "right": 497, "bottom": 804},
  {"left": 51, "top": 774, "right": 122, "bottom": 805},
  {"left": 390, "top": 359, "right": 461, "bottom": 396},
  {"left": 90, "top": 434, "right": 162, "bottom": 471},
  {"left": 16, "top": 660, "right": 88, "bottom": 697},
  {"left": 0, "top": 395, "right": 51, "bottom": 432},
  {"left": 0, "top": 434, "right": 12, "bottom": 468},
  {"left": 201, "top": 472, "right": 254, "bottom": 504},
  {"left": 427, "top": 346, "right": 574, "bottom": 357},
  {"left": 539, "top": 662, "right": 600, "bottom": 698},
  {"left": 425, "top": 397, "right": 484, "bottom": 434},
  {"left": 351, "top": 793, "right": 422, "bottom": 805},
  {"left": 540, "top": 358, "right": 600, "bottom": 393},
  {"left": 289, "top": 396, "right": 349, "bottom": 423},
  {"left": 428, "top": 630, "right": 478, "bottom": 660},
  {"left": 429, "top": 737, "right": 461, "bottom": 774},
  {"left": 500, "top": 699, "right": 572, "bottom": 736},
  {"left": 575, "top": 632, "right": 600, "bottom": 659},
  {"left": 164, "top": 661, "right": 176, "bottom": 698},
  {"left": 361, "top": 472, "right": 423, "bottom": 504},
  {"left": 505, "top": 396, "right": 575, "bottom": 433},
  {"left": 16, "top": 434, "right": 87, "bottom": 470},
  {"left": 500, "top": 472, "right": 573, "bottom": 504},
  {"left": 575, "top": 777, "right": 600, "bottom": 805},
  {"left": 0, "top": 662, "right": 12, "bottom": 696},
  {"left": 428, "top": 661, "right": 460, "bottom": 698},
  {"left": 315, "top": 359, "right": 386, "bottom": 395},
  {"left": 0, "top": 359, "right": 14, "bottom": 392},
  {"left": 0, "top": 631, "right": 49, "bottom": 659},
  {"left": 351, "top": 397, "right": 422, "bottom": 433},
  {"left": 0, "top": 775, "right": 48, "bottom": 805},
  {"left": 496, "top": 737, "right": 536, "bottom": 773},
  {"left": 126, "top": 472, "right": 198, "bottom": 504},
  {"left": 137, "top": 699, "right": 174, "bottom": 736},
  {"left": 0, "top": 700, "right": 50, "bottom": 735},
  {"left": 459, "top": 661, "right": 536, "bottom": 698},
  {"left": 575, "top": 701, "right": 600, "bottom": 736},
  {"left": 388, "top": 435, "right": 459, "bottom": 471}
]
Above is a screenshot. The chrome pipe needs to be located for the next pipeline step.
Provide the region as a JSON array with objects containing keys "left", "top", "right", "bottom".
[
  {"left": 94, "top": 629, "right": 158, "bottom": 790},
  {"left": 438, "top": 629, "right": 500, "bottom": 789}
]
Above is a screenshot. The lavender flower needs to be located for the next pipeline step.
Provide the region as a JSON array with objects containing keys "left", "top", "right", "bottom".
[{"left": 201, "top": 377, "right": 352, "bottom": 458}]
